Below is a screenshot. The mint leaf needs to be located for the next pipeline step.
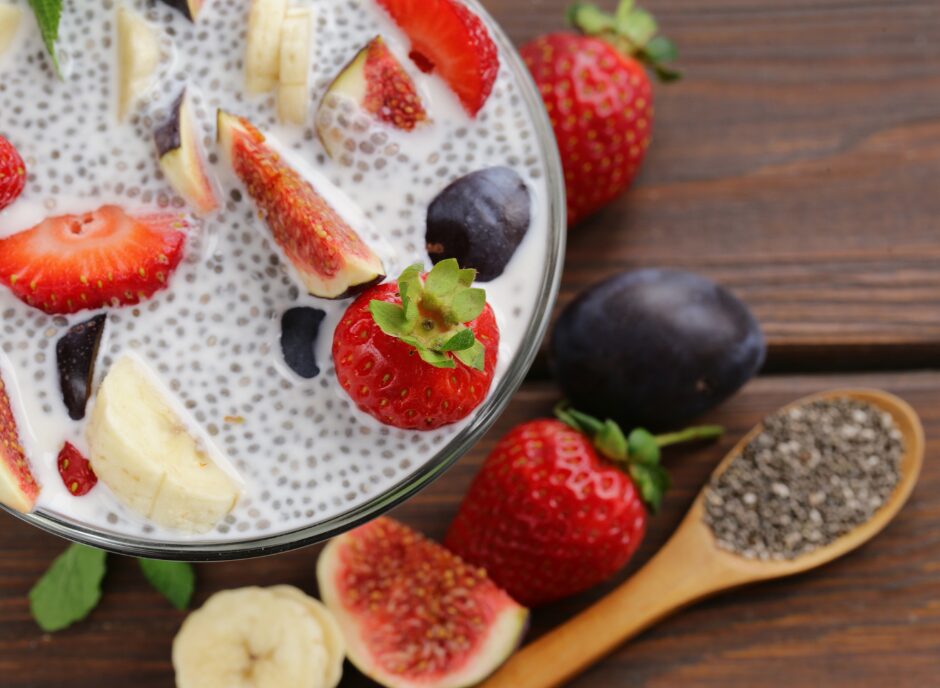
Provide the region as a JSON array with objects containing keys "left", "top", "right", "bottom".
[
  {"left": 29, "top": 544, "right": 107, "bottom": 632},
  {"left": 370, "top": 300, "right": 407, "bottom": 337},
  {"left": 451, "top": 288, "right": 486, "bottom": 324},
  {"left": 139, "top": 559, "right": 195, "bottom": 611},
  {"left": 439, "top": 328, "right": 475, "bottom": 352},
  {"left": 424, "top": 259, "right": 460, "bottom": 298},
  {"left": 28, "top": 0, "right": 62, "bottom": 77},
  {"left": 454, "top": 340, "right": 486, "bottom": 372}
]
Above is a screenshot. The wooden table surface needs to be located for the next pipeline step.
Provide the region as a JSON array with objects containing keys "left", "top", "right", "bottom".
[{"left": 3, "top": 0, "right": 939, "bottom": 686}]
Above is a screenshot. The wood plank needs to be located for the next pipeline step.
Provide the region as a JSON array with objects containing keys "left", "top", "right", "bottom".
[
  {"left": 1, "top": 372, "right": 937, "bottom": 686},
  {"left": 485, "top": 0, "right": 940, "bottom": 368}
]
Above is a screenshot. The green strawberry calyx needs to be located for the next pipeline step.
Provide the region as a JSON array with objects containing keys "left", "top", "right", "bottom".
[
  {"left": 555, "top": 403, "right": 723, "bottom": 512},
  {"left": 369, "top": 259, "right": 488, "bottom": 372},
  {"left": 568, "top": 0, "right": 681, "bottom": 82}
]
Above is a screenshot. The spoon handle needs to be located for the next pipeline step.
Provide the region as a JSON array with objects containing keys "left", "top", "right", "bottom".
[{"left": 481, "top": 519, "right": 735, "bottom": 688}]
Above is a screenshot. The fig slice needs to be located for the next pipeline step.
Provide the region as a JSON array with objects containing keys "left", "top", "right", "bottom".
[
  {"left": 317, "top": 517, "right": 528, "bottom": 688},
  {"left": 217, "top": 110, "right": 385, "bottom": 299}
]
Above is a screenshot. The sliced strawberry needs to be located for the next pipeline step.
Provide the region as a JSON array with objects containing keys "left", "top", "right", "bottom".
[
  {"left": 0, "top": 206, "right": 187, "bottom": 315},
  {"left": 376, "top": 0, "right": 499, "bottom": 116},
  {"left": 56, "top": 442, "right": 97, "bottom": 497},
  {"left": 0, "top": 135, "right": 26, "bottom": 212}
]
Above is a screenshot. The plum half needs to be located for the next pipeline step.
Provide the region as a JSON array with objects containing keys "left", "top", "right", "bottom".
[
  {"left": 157, "top": 0, "right": 205, "bottom": 22},
  {"left": 56, "top": 314, "right": 107, "bottom": 421}
]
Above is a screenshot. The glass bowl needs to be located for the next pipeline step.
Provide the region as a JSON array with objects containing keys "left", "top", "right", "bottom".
[{"left": 5, "top": 0, "right": 566, "bottom": 561}]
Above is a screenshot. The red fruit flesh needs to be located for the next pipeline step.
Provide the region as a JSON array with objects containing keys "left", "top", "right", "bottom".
[
  {"left": 0, "top": 206, "right": 187, "bottom": 315},
  {"left": 376, "top": 0, "right": 499, "bottom": 116},
  {"left": 332, "top": 282, "right": 499, "bottom": 430},
  {"left": 446, "top": 419, "right": 648, "bottom": 606},
  {"left": 363, "top": 37, "right": 428, "bottom": 131},
  {"left": 521, "top": 34, "right": 653, "bottom": 226},
  {"left": 317, "top": 518, "right": 527, "bottom": 688},
  {"left": 0, "top": 372, "right": 39, "bottom": 513},
  {"left": 217, "top": 111, "right": 384, "bottom": 299},
  {"left": 0, "top": 135, "right": 26, "bottom": 212},
  {"left": 56, "top": 442, "right": 97, "bottom": 497}
]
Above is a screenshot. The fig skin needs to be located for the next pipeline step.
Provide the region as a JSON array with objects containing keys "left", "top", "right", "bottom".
[{"left": 551, "top": 269, "right": 766, "bottom": 431}]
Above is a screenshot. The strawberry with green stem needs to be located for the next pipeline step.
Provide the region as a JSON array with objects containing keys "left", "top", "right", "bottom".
[
  {"left": 333, "top": 259, "right": 499, "bottom": 430},
  {"left": 445, "top": 404, "right": 721, "bottom": 606},
  {"left": 520, "top": 0, "right": 680, "bottom": 226}
]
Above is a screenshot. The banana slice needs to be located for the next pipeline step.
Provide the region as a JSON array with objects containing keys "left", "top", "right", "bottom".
[
  {"left": 245, "top": 0, "right": 287, "bottom": 93},
  {"left": 173, "top": 587, "right": 345, "bottom": 688},
  {"left": 87, "top": 355, "right": 241, "bottom": 533},
  {"left": 269, "top": 586, "right": 345, "bottom": 688},
  {"left": 117, "top": 6, "right": 161, "bottom": 120},
  {"left": 0, "top": 4, "right": 23, "bottom": 58},
  {"left": 277, "top": 7, "right": 312, "bottom": 124}
]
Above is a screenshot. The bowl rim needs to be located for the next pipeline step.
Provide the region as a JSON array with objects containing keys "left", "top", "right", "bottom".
[{"left": 4, "top": 0, "right": 567, "bottom": 561}]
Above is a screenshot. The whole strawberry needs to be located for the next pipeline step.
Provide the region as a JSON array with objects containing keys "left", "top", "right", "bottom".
[
  {"left": 0, "top": 134, "right": 26, "bottom": 211},
  {"left": 333, "top": 259, "right": 499, "bottom": 430},
  {"left": 445, "top": 406, "right": 720, "bottom": 606},
  {"left": 521, "top": 1, "right": 680, "bottom": 226}
]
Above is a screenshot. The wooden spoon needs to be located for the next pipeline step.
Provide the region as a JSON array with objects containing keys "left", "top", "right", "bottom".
[{"left": 481, "top": 389, "right": 924, "bottom": 688}]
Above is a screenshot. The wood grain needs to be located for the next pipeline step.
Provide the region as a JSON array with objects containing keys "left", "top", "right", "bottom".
[
  {"left": 488, "top": 0, "right": 940, "bottom": 370},
  {"left": 1, "top": 372, "right": 938, "bottom": 687}
]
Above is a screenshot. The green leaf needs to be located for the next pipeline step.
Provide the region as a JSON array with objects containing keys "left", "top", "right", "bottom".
[
  {"left": 425, "top": 259, "right": 460, "bottom": 298},
  {"left": 629, "top": 463, "right": 670, "bottom": 513},
  {"left": 627, "top": 428, "right": 661, "bottom": 466},
  {"left": 439, "top": 328, "right": 475, "bottom": 352},
  {"left": 617, "top": 7, "right": 657, "bottom": 47},
  {"left": 29, "top": 544, "right": 107, "bottom": 632},
  {"left": 416, "top": 346, "right": 456, "bottom": 369},
  {"left": 615, "top": 0, "right": 635, "bottom": 24},
  {"left": 565, "top": 408, "right": 605, "bottom": 435},
  {"left": 594, "top": 420, "right": 629, "bottom": 460},
  {"left": 645, "top": 35, "right": 677, "bottom": 63},
  {"left": 28, "top": 0, "right": 62, "bottom": 78},
  {"left": 397, "top": 263, "right": 424, "bottom": 310},
  {"left": 568, "top": 2, "right": 614, "bottom": 34},
  {"left": 138, "top": 559, "right": 195, "bottom": 611},
  {"left": 454, "top": 340, "right": 486, "bottom": 372},
  {"left": 451, "top": 288, "right": 486, "bottom": 324},
  {"left": 457, "top": 268, "right": 477, "bottom": 288},
  {"left": 370, "top": 300, "right": 407, "bottom": 337}
]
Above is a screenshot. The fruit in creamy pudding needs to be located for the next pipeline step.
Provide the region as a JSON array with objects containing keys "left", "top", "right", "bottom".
[
  {"left": 218, "top": 110, "right": 386, "bottom": 299},
  {"left": 317, "top": 35, "right": 429, "bottom": 160},
  {"left": 280, "top": 306, "right": 326, "bottom": 380},
  {"left": 0, "top": 135, "right": 25, "bottom": 211},
  {"left": 0, "top": 206, "right": 187, "bottom": 315},
  {"left": 0, "top": 372, "right": 40, "bottom": 513},
  {"left": 318, "top": 518, "right": 527, "bottom": 688},
  {"left": 376, "top": 0, "right": 499, "bottom": 116},
  {"left": 426, "top": 167, "right": 531, "bottom": 282},
  {"left": 0, "top": 0, "right": 550, "bottom": 541},
  {"left": 333, "top": 260, "right": 499, "bottom": 430},
  {"left": 154, "top": 89, "right": 219, "bottom": 215},
  {"left": 56, "top": 314, "right": 107, "bottom": 421},
  {"left": 116, "top": 6, "right": 161, "bottom": 120},
  {"left": 244, "top": 0, "right": 287, "bottom": 93},
  {"left": 0, "top": 4, "right": 21, "bottom": 58},
  {"left": 87, "top": 356, "right": 242, "bottom": 533},
  {"left": 277, "top": 7, "right": 313, "bottom": 124},
  {"left": 158, "top": 0, "right": 206, "bottom": 23}
]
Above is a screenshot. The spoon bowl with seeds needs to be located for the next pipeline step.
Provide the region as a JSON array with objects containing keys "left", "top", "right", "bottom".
[{"left": 482, "top": 388, "right": 924, "bottom": 688}]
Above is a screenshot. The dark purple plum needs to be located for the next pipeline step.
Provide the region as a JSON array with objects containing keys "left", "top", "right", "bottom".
[
  {"left": 426, "top": 167, "right": 530, "bottom": 282},
  {"left": 281, "top": 307, "right": 326, "bottom": 379},
  {"left": 551, "top": 269, "right": 766, "bottom": 431},
  {"left": 57, "top": 314, "right": 107, "bottom": 420}
]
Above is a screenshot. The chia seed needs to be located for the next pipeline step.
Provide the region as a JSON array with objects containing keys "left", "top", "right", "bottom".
[{"left": 703, "top": 398, "right": 904, "bottom": 560}]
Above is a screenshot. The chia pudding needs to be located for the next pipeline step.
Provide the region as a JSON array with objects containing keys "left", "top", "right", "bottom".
[{"left": 0, "top": 0, "right": 555, "bottom": 544}]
